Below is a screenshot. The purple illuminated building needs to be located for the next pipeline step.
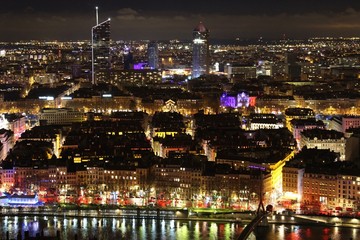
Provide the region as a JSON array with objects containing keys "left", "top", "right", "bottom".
[
  {"left": 220, "top": 92, "right": 250, "bottom": 108},
  {"left": 133, "top": 62, "right": 147, "bottom": 70},
  {"left": 237, "top": 92, "right": 250, "bottom": 107},
  {"left": 220, "top": 93, "right": 237, "bottom": 108}
]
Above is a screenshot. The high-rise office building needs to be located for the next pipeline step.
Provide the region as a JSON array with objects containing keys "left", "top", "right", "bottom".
[
  {"left": 123, "top": 49, "right": 134, "bottom": 70},
  {"left": 92, "top": 18, "right": 111, "bottom": 84},
  {"left": 192, "top": 22, "right": 210, "bottom": 79},
  {"left": 285, "top": 52, "right": 301, "bottom": 81},
  {"left": 147, "top": 41, "right": 159, "bottom": 69}
]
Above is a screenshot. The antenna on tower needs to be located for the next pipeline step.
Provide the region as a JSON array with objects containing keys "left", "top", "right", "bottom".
[{"left": 95, "top": 6, "right": 99, "bottom": 25}]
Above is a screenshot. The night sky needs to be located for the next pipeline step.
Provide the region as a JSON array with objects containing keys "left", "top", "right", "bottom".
[{"left": 1, "top": 0, "right": 360, "bottom": 41}]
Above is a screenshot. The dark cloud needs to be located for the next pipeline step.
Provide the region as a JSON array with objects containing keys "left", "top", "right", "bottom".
[
  {"left": 116, "top": 8, "right": 146, "bottom": 21},
  {"left": 1, "top": 1, "right": 360, "bottom": 41}
]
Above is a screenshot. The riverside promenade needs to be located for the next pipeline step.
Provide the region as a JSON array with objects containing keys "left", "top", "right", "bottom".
[{"left": 2, "top": 206, "right": 360, "bottom": 228}]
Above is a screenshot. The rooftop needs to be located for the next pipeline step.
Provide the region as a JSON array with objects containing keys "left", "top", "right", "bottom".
[
  {"left": 193, "top": 22, "right": 209, "bottom": 33},
  {"left": 285, "top": 108, "right": 315, "bottom": 117},
  {"left": 301, "top": 129, "right": 344, "bottom": 140}
]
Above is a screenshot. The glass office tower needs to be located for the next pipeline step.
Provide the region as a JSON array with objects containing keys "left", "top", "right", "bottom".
[
  {"left": 147, "top": 41, "right": 159, "bottom": 70},
  {"left": 92, "top": 19, "right": 111, "bottom": 84},
  {"left": 192, "top": 22, "right": 209, "bottom": 79}
]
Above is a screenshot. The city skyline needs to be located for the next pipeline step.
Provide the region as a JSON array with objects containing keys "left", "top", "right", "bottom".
[
  {"left": 1, "top": 4, "right": 360, "bottom": 238},
  {"left": 1, "top": 1, "right": 360, "bottom": 41},
  {"left": 1, "top": 1, "right": 360, "bottom": 239}
]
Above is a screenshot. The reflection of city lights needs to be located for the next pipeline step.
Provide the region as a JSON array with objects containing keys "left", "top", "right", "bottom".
[
  {"left": 83, "top": 218, "right": 87, "bottom": 227},
  {"left": 33, "top": 221, "right": 40, "bottom": 232},
  {"left": 278, "top": 225, "right": 285, "bottom": 239},
  {"left": 170, "top": 219, "right": 175, "bottom": 229},
  {"left": 209, "top": 223, "right": 218, "bottom": 239}
]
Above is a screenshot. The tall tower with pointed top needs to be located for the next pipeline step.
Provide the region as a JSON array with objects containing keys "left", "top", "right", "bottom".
[
  {"left": 92, "top": 7, "right": 111, "bottom": 84},
  {"left": 192, "top": 22, "right": 210, "bottom": 79}
]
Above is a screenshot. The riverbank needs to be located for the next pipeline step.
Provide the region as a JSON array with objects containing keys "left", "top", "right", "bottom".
[
  {"left": 198, "top": 211, "right": 360, "bottom": 228},
  {"left": 2, "top": 207, "right": 360, "bottom": 229}
]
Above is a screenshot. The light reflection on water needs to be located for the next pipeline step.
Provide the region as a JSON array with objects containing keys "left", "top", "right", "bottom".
[
  {"left": 255, "top": 224, "right": 360, "bottom": 240},
  {"left": 0, "top": 216, "right": 243, "bottom": 239},
  {"left": 0, "top": 216, "right": 360, "bottom": 240}
]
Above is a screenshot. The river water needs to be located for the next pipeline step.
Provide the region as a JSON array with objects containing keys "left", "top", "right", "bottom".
[{"left": 1, "top": 215, "right": 359, "bottom": 240}]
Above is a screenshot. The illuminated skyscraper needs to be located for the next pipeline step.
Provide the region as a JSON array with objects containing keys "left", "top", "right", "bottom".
[
  {"left": 192, "top": 22, "right": 209, "bottom": 79},
  {"left": 92, "top": 17, "right": 111, "bottom": 84},
  {"left": 147, "top": 41, "right": 159, "bottom": 69}
]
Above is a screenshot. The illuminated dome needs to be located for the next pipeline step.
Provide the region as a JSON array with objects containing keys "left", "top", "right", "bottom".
[{"left": 193, "top": 22, "right": 209, "bottom": 33}]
